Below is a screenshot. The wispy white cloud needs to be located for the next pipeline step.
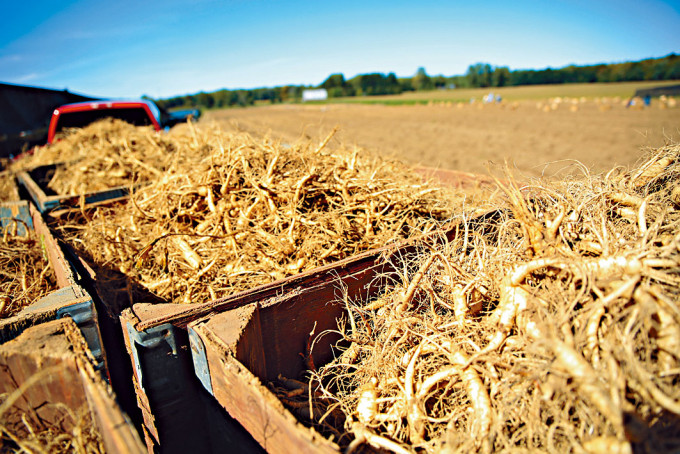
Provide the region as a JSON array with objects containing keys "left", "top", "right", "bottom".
[
  {"left": 15, "top": 72, "right": 40, "bottom": 82},
  {"left": 0, "top": 54, "right": 23, "bottom": 64}
]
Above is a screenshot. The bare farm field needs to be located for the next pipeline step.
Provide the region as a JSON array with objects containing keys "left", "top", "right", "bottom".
[{"left": 204, "top": 91, "right": 680, "bottom": 178}]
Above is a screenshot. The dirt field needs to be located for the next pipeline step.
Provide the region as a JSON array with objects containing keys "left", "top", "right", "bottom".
[{"left": 203, "top": 98, "right": 680, "bottom": 178}]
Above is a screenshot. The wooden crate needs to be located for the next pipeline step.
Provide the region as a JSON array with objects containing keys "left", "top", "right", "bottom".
[
  {"left": 0, "top": 317, "right": 144, "bottom": 453},
  {"left": 16, "top": 164, "right": 130, "bottom": 213},
  {"left": 121, "top": 210, "right": 501, "bottom": 453},
  {"left": 0, "top": 200, "right": 106, "bottom": 372},
  {"left": 110, "top": 169, "right": 497, "bottom": 452},
  {"left": 120, "top": 309, "right": 265, "bottom": 453}
]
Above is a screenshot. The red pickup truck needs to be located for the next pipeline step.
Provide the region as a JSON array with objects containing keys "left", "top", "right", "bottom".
[{"left": 47, "top": 99, "right": 200, "bottom": 143}]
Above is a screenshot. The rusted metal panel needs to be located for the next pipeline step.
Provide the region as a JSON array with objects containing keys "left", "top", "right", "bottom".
[
  {"left": 0, "top": 317, "right": 145, "bottom": 453},
  {"left": 16, "top": 164, "right": 130, "bottom": 213}
]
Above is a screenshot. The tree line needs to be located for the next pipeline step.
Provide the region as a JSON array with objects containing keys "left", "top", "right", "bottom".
[{"left": 155, "top": 53, "right": 680, "bottom": 110}]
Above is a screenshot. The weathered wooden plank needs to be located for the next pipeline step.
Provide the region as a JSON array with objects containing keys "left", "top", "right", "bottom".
[
  {"left": 29, "top": 199, "right": 76, "bottom": 288},
  {"left": 16, "top": 165, "right": 130, "bottom": 213},
  {"left": 0, "top": 286, "right": 90, "bottom": 344},
  {"left": 119, "top": 309, "right": 160, "bottom": 451}
]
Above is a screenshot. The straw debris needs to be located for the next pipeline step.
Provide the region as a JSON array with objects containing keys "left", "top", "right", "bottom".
[{"left": 0, "top": 391, "right": 103, "bottom": 453}]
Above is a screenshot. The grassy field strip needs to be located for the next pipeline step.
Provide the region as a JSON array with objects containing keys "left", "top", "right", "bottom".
[{"left": 327, "top": 80, "right": 679, "bottom": 105}]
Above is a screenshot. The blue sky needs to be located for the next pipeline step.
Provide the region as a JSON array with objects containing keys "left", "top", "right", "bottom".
[{"left": 1, "top": 0, "right": 679, "bottom": 99}]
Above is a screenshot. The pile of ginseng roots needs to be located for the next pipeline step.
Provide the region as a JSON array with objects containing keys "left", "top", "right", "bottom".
[
  {"left": 0, "top": 225, "right": 57, "bottom": 319},
  {"left": 32, "top": 119, "right": 488, "bottom": 305},
  {"left": 12, "top": 119, "right": 184, "bottom": 194},
  {"left": 279, "top": 144, "right": 680, "bottom": 454}
]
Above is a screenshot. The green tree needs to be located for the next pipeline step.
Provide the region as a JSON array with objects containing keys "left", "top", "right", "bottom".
[
  {"left": 492, "top": 67, "right": 510, "bottom": 87},
  {"left": 413, "top": 67, "right": 433, "bottom": 90},
  {"left": 466, "top": 63, "right": 493, "bottom": 87},
  {"left": 321, "top": 74, "right": 346, "bottom": 89},
  {"left": 320, "top": 73, "right": 355, "bottom": 97}
]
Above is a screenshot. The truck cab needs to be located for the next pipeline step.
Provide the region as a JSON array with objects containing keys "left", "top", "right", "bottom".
[
  {"left": 47, "top": 99, "right": 162, "bottom": 143},
  {"left": 46, "top": 99, "right": 200, "bottom": 144}
]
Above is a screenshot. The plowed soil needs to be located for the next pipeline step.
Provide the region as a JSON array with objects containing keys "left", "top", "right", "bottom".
[{"left": 204, "top": 100, "right": 680, "bottom": 177}]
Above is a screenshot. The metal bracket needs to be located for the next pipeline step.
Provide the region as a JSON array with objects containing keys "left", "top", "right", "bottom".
[
  {"left": 57, "top": 300, "right": 105, "bottom": 372},
  {"left": 188, "top": 327, "right": 213, "bottom": 396},
  {"left": 125, "top": 322, "right": 178, "bottom": 391}
]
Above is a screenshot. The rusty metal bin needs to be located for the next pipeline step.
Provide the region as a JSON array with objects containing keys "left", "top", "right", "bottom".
[
  {"left": 16, "top": 164, "right": 130, "bottom": 213},
  {"left": 121, "top": 210, "right": 500, "bottom": 453},
  {"left": 0, "top": 317, "right": 144, "bottom": 453}
]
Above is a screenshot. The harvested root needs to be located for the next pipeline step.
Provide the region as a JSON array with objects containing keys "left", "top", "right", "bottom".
[
  {"left": 293, "top": 143, "right": 680, "bottom": 453},
  {"left": 0, "top": 171, "right": 20, "bottom": 202},
  {"left": 49, "top": 121, "right": 490, "bottom": 304},
  {"left": 12, "top": 118, "right": 182, "bottom": 195}
]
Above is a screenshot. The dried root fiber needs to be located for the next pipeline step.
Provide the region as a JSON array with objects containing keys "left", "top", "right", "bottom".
[
  {"left": 49, "top": 121, "right": 489, "bottom": 305},
  {"left": 290, "top": 143, "right": 680, "bottom": 453},
  {"left": 0, "top": 228, "right": 57, "bottom": 319},
  {"left": 12, "top": 119, "right": 188, "bottom": 195}
]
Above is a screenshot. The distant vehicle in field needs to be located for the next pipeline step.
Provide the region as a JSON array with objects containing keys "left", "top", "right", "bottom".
[{"left": 47, "top": 99, "right": 200, "bottom": 143}]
